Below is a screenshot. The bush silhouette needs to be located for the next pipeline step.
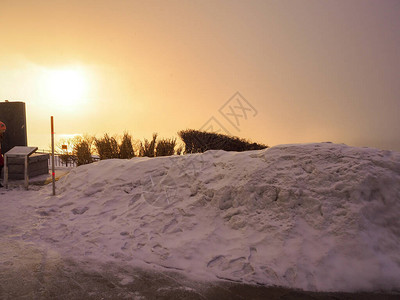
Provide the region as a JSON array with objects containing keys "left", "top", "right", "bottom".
[
  {"left": 119, "top": 132, "right": 135, "bottom": 159},
  {"left": 156, "top": 137, "right": 176, "bottom": 156},
  {"left": 178, "top": 129, "right": 267, "bottom": 153},
  {"left": 56, "top": 129, "right": 266, "bottom": 166},
  {"left": 95, "top": 134, "right": 120, "bottom": 159},
  {"left": 73, "top": 136, "right": 94, "bottom": 166},
  {"left": 139, "top": 133, "right": 157, "bottom": 157}
]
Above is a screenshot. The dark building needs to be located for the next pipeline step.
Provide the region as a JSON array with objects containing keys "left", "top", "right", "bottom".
[{"left": 0, "top": 101, "right": 28, "bottom": 154}]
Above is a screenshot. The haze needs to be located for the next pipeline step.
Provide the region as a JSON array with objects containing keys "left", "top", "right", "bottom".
[{"left": 0, "top": 0, "right": 399, "bottom": 151}]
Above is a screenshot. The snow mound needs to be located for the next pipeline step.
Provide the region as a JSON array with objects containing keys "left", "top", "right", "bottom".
[{"left": 38, "top": 143, "right": 400, "bottom": 292}]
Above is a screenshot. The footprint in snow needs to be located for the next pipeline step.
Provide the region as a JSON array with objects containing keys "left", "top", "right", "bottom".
[
  {"left": 71, "top": 207, "right": 89, "bottom": 215},
  {"left": 151, "top": 244, "right": 170, "bottom": 260},
  {"left": 207, "top": 255, "right": 255, "bottom": 278}
]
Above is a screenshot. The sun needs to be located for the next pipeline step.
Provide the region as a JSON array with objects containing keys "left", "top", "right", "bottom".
[{"left": 45, "top": 67, "right": 88, "bottom": 107}]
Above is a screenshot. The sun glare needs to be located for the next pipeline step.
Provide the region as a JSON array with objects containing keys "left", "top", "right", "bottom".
[{"left": 45, "top": 68, "right": 88, "bottom": 107}]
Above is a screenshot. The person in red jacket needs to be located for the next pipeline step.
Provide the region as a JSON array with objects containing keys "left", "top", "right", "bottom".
[{"left": 0, "top": 121, "right": 6, "bottom": 187}]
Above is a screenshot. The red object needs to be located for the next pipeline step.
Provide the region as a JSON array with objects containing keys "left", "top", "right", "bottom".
[{"left": 0, "top": 121, "right": 5, "bottom": 166}]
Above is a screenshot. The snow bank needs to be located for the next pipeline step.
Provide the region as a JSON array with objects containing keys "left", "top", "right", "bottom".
[{"left": 35, "top": 143, "right": 400, "bottom": 292}]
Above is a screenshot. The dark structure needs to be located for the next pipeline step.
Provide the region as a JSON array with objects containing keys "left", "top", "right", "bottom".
[
  {"left": 0, "top": 101, "right": 28, "bottom": 154},
  {"left": 6, "top": 153, "right": 49, "bottom": 180}
]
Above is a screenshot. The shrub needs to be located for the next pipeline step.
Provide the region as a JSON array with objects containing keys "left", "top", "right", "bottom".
[
  {"left": 73, "top": 136, "right": 94, "bottom": 166},
  {"left": 95, "top": 134, "right": 120, "bottom": 159},
  {"left": 177, "top": 129, "right": 267, "bottom": 153},
  {"left": 156, "top": 137, "right": 176, "bottom": 156},
  {"left": 119, "top": 132, "right": 135, "bottom": 159},
  {"left": 139, "top": 133, "right": 157, "bottom": 157}
]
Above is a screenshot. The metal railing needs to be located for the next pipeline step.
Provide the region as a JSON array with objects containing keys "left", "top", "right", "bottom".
[
  {"left": 36, "top": 150, "right": 77, "bottom": 168},
  {"left": 36, "top": 150, "right": 100, "bottom": 168}
]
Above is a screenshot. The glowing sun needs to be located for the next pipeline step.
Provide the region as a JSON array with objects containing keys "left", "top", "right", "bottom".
[{"left": 45, "top": 68, "right": 88, "bottom": 107}]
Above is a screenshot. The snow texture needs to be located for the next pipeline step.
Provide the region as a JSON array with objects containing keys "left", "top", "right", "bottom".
[{"left": 2, "top": 143, "right": 400, "bottom": 292}]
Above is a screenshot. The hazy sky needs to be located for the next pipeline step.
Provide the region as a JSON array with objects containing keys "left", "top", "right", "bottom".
[{"left": 1, "top": 0, "right": 399, "bottom": 151}]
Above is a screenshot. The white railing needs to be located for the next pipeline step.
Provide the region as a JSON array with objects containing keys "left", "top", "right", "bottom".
[
  {"left": 36, "top": 150, "right": 100, "bottom": 168},
  {"left": 36, "top": 150, "right": 77, "bottom": 168}
]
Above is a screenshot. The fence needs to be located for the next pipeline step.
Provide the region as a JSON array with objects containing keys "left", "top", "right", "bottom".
[
  {"left": 36, "top": 150, "right": 78, "bottom": 168},
  {"left": 35, "top": 150, "right": 100, "bottom": 168}
]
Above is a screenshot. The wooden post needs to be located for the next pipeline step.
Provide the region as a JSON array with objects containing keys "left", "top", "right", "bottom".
[{"left": 51, "top": 116, "right": 56, "bottom": 195}]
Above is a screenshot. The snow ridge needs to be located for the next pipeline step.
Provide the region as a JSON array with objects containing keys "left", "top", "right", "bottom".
[{"left": 36, "top": 143, "right": 400, "bottom": 292}]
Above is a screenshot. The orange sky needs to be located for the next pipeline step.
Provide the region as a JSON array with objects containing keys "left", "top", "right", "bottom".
[{"left": 1, "top": 0, "right": 399, "bottom": 151}]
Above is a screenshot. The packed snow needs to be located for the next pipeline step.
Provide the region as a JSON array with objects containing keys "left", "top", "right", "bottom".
[{"left": 1, "top": 143, "right": 400, "bottom": 293}]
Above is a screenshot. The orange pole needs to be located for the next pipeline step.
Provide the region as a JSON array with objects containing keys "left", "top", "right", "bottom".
[{"left": 51, "top": 116, "right": 55, "bottom": 195}]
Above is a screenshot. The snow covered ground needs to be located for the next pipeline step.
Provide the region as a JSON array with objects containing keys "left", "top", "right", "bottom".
[{"left": 1, "top": 143, "right": 399, "bottom": 293}]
